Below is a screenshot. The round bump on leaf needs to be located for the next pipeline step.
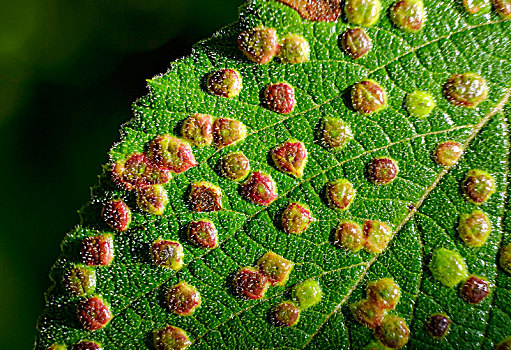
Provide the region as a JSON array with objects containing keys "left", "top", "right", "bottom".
[
  {"left": 326, "top": 178, "right": 356, "bottom": 210},
  {"left": 425, "top": 313, "right": 451, "bottom": 339},
  {"left": 458, "top": 210, "right": 491, "bottom": 247},
  {"left": 264, "top": 82, "right": 296, "bottom": 114},
  {"left": 292, "top": 279, "right": 323, "bottom": 309},
  {"left": 463, "top": 0, "right": 492, "bottom": 14},
  {"left": 282, "top": 202, "right": 313, "bottom": 234},
  {"left": 137, "top": 184, "right": 169, "bottom": 216},
  {"left": 351, "top": 79, "right": 386, "bottom": 114},
  {"left": 334, "top": 220, "right": 364, "bottom": 252},
  {"left": 181, "top": 113, "right": 213, "bottom": 147},
  {"left": 271, "top": 301, "right": 301, "bottom": 327},
  {"left": 390, "top": 0, "right": 425, "bottom": 32},
  {"left": 77, "top": 296, "right": 112, "bottom": 331},
  {"left": 147, "top": 134, "right": 197, "bottom": 174},
  {"left": 63, "top": 266, "right": 96, "bottom": 296},
  {"left": 271, "top": 139, "right": 308, "bottom": 178},
  {"left": 341, "top": 27, "right": 372, "bottom": 59},
  {"left": 363, "top": 220, "right": 393, "bottom": 254},
  {"left": 151, "top": 240, "right": 184, "bottom": 270},
  {"left": 366, "top": 157, "right": 399, "bottom": 185},
  {"left": 167, "top": 281, "right": 201, "bottom": 316},
  {"left": 375, "top": 315, "right": 410, "bottom": 349},
  {"left": 443, "top": 73, "right": 489, "bottom": 108},
  {"left": 101, "top": 199, "right": 131, "bottom": 232},
  {"left": 351, "top": 299, "right": 387, "bottom": 328},
  {"left": 500, "top": 243, "right": 511, "bottom": 275},
  {"left": 345, "top": 0, "right": 382, "bottom": 26},
  {"left": 278, "top": 33, "right": 310, "bottom": 64},
  {"left": 189, "top": 181, "right": 223, "bottom": 212},
  {"left": 206, "top": 69, "right": 242, "bottom": 98},
  {"left": 81, "top": 234, "right": 114, "bottom": 266},
  {"left": 257, "top": 251, "right": 294, "bottom": 286},
  {"left": 234, "top": 267, "right": 270, "bottom": 300},
  {"left": 237, "top": 26, "right": 279, "bottom": 64},
  {"left": 212, "top": 117, "right": 247, "bottom": 148},
  {"left": 188, "top": 220, "right": 218, "bottom": 249},
  {"left": 461, "top": 275, "right": 490, "bottom": 304},
  {"left": 463, "top": 169, "right": 495, "bottom": 205},
  {"left": 429, "top": 247, "right": 468, "bottom": 287},
  {"left": 367, "top": 278, "right": 401, "bottom": 310},
  {"left": 241, "top": 171, "right": 278, "bottom": 206},
  {"left": 404, "top": 90, "right": 436, "bottom": 118},
  {"left": 153, "top": 325, "right": 191, "bottom": 350},
  {"left": 112, "top": 153, "right": 170, "bottom": 190},
  {"left": 321, "top": 116, "right": 353, "bottom": 151},
  {"left": 434, "top": 140, "right": 463, "bottom": 167},
  {"left": 220, "top": 152, "right": 250, "bottom": 181}
]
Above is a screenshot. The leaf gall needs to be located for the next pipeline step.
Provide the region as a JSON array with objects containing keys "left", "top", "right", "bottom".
[
  {"left": 153, "top": 325, "right": 191, "bottom": 350},
  {"left": 271, "top": 139, "right": 308, "bottom": 178},
  {"left": 206, "top": 69, "right": 242, "bottom": 98},
  {"left": 76, "top": 296, "right": 112, "bottom": 331},
  {"left": 189, "top": 181, "right": 223, "bottom": 212},
  {"left": 167, "top": 281, "right": 201, "bottom": 316},
  {"left": 264, "top": 82, "right": 296, "bottom": 114},
  {"left": 151, "top": 240, "right": 184, "bottom": 270}
]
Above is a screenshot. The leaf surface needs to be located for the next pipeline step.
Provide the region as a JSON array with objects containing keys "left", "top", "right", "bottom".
[{"left": 35, "top": 0, "right": 511, "bottom": 349}]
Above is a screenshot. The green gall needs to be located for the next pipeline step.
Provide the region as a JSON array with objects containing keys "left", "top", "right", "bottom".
[
  {"left": 212, "top": 117, "right": 247, "bottom": 148},
  {"left": 63, "top": 266, "right": 96, "bottom": 296},
  {"left": 375, "top": 315, "right": 410, "bottom": 349},
  {"left": 351, "top": 79, "right": 387, "bottom": 114},
  {"left": 493, "top": 0, "right": 511, "bottom": 19},
  {"left": 341, "top": 27, "right": 372, "bottom": 60},
  {"left": 390, "top": 0, "right": 425, "bottom": 33},
  {"left": 429, "top": 247, "right": 468, "bottom": 287},
  {"left": 364, "top": 220, "right": 393, "bottom": 254},
  {"left": 443, "top": 73, "right": 489, "bottom": 108},
  {"left": 189, "top": 181, "right": 223, "bottom": 212},
  {"left": 206, "top": 69, "right": 242, "bottom": 98},
  {"left": 351, "top": 299, "right": 387, "bottom": 328},
  {"left": 282, "top": 202, "right": 313, "bottom": 234},
  {"left": 463, "top": 169, "right": 496, "bottom": 205},
  {"left": 367, "top": 278, "right": 401, "bottom": 310},
  {"left": 404, "top": 90, "right": 436, "bottom": 118},
  {"left": 76, "top": 296, "right": 112, "bottom": 331},
  {"left": 167, "top": 281, "right": 201, "bottom": 316},
  {"left": 500, "top": 243, "right": 511, "bottom": 275},
  {"left": 459, "top": 210, "right": 491, "bottom": 247},
  {"left": 367, "top": 157, "right": 399, "bottom": 185},
  {"left": 147, "top": 135, "right": 197, "bottom": 173},
  {"left": 278, "top": 33, "right": 310, "bottom": 64},
  {"left": 271, "top": 301, "right": 300, "bottom": 327},
  {"left": 241, "top": 171, "right": 278, "bottom": 206},
  {"left": 257, "top": 251, "right": 294, "bottom": 286},
  {"left": 326, "top": 179, "right": 356, "bottom": 211},
  {"left": 112, "top": 153, "right": 171, "bottom": 190},
  {"left": 292, "top": 279, "right": 323, "bottom": 309},
  {"left": 272, "top": 139, "right": 308, "bottom": 178},
  {"left": 425, "top": 313, "right": 451, "bottom": 339},
  {"left": 153, "top": 325, "right": 191, "bottom": 350},
  {"left": 434, "top": 140, "right": 463, "bottom": 167},
  {"left": 151, "top": 240, "right": 184, "bottom": 270},
  {"left": 188, "top": 220, "right": 218, "bottom": 249},
  {"left": 101, "top": 199, "right": 131, "bottom": 232},
  {"left": 238, "top": 26, "right": 279, "bottom": 64},
  {"left": 463, "top": 0, "right": 492, "bottom": 14},
  {"left": 234, "top": 267, "right": 270, "bottom": 300},
  {"left": 81, "top": 234, "right": 114, "bottom": 266},
  {"left": 181, "top": 113, "right": 213, "bottom": 147},
  {"left": 264, "top": 82, "right": 296, "bottom": 114},
  {"left": 334, "top": 220, "right": 364, "bottom": 252},
  {"left": 461, "top": 275, "right": 490, "bottom": 304},
  {"left": 321, "top": 117, "right": 353, "bottom": 151},
  {"left": 345, "top": 0, "right": 382, "bottom": 26},
  {"left": 137, "top": 184, "right": 169, "bottom": 216},
  {"left": 220, "top": 152, "right": 250, "bottom": 181}
]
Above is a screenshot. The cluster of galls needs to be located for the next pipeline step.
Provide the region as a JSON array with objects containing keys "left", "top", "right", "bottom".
[
  {"left": 335, "top": 219, "right": 393, "bottom": 254},
  {"left": 351, "top": 278, "right": 409, "bottom": 349}
]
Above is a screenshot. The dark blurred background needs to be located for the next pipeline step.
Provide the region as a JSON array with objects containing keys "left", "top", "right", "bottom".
[{"left": 0, "top": 1, "right": 242, "bottom": 348}]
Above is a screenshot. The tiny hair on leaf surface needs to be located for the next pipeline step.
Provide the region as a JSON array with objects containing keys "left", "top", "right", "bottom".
[{"left": 35, "top": 0, "right": 511, "bottom": 349}]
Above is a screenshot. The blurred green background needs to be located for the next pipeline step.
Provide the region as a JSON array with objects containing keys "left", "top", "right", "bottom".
[{"left": 0, "top": 1, "right": 242, "bottom": 348}]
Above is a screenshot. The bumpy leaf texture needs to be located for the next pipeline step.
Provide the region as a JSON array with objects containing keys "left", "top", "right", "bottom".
[{"left": 35, "top": 0, "right": 511, "bottom": 349}]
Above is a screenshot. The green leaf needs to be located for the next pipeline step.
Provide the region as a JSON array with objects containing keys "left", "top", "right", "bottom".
[{"left": 35, "top": 0, "right": 511, "bottom": 349}]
